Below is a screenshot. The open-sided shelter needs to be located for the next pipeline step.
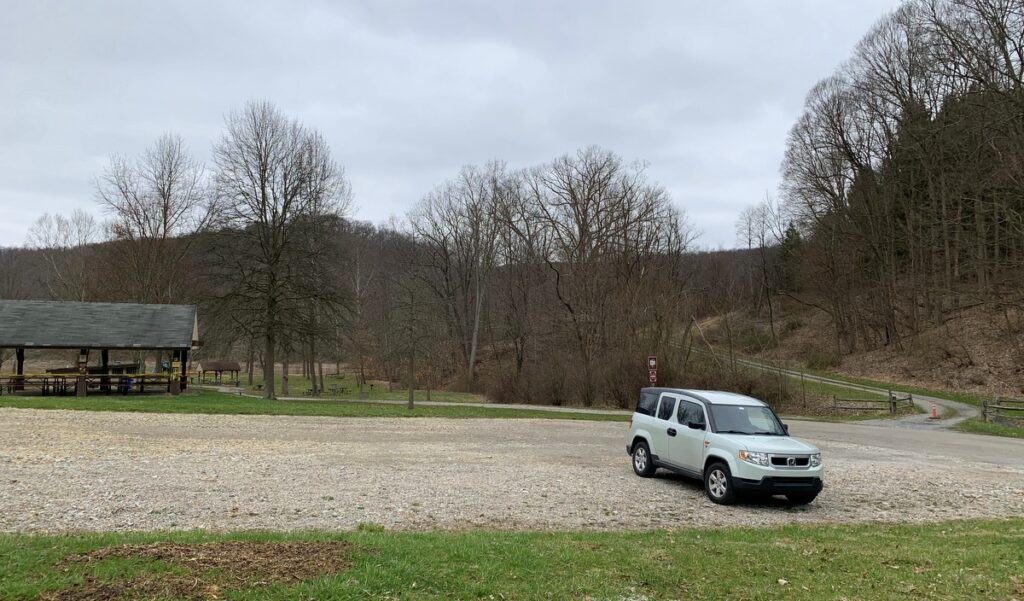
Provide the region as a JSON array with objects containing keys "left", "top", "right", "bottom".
[{"left": 0, "top": 300, "right": 199, "bottom": 395}]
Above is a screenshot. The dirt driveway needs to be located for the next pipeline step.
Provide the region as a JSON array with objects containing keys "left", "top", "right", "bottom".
[{"left": 1, "top": 408, "right": 1022, "bottom": 533}]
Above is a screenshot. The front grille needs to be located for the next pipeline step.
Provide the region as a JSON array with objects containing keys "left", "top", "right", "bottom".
[{"left": 770, "top": 455, "right": 809, "bottom": 468}]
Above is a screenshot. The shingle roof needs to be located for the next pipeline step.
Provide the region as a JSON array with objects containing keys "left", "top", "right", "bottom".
[{"left": 0, "top": 300, "right": 197, "bottom": 350}]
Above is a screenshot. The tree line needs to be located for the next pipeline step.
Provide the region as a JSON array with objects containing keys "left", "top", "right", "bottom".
[
  {"left": 740, "top": 0, "right": 1024, "bottom": 356},
  {"left": 3, "top": 101, "right": 721, "bottom": 406}
]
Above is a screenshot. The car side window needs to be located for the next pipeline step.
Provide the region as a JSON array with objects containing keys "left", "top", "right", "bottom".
[
  {"left": 656, "top": 395, "right": 676, "bottom": 421},
  {"left": 677, "top": 400, "right": 706, "bottom": 427},
  {"left": 635, "top": 391, "right": 659, "bottom": 416}
]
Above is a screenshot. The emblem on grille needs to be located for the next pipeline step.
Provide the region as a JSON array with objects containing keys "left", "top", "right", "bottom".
[{"left": 786, "top": 457, "right": 796, "bottom": 467}]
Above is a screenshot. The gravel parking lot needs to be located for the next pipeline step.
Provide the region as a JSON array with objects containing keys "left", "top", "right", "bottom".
[{"left": 1, "top": 407, "right": 1022, "bottom": 533}]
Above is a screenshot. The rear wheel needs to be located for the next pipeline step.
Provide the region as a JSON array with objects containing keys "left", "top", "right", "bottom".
[
  {"left": 785, "top": 491, "right": 819, "bottom": 505},
  {"left": 704, "top": 461, "right": 737, "bottom": 505},
  {"left": 631, "top": 441, "right": 656, "bottom": 477}
]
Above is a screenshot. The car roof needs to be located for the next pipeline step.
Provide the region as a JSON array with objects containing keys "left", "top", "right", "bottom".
[{"left": 640, "top": 388, "right": 767, "bottom": 407}]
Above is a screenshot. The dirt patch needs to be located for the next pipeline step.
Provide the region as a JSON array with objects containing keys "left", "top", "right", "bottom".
[{"left": 39, "top": 540, "right": 352, "bottom": 600}]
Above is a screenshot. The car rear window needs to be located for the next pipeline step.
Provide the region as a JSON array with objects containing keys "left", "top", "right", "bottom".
[{"left": 636, "top": 391, "right": 658, "bottom": 416}]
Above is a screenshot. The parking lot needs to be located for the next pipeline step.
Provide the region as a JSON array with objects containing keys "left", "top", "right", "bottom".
[{"left": 1, "top": 407, "right": 1022, "bottom": 533}]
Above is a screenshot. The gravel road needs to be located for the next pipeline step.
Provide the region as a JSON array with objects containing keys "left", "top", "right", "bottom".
[{"left": 1, "top": 408, "right": 1022, "bottom": 533}]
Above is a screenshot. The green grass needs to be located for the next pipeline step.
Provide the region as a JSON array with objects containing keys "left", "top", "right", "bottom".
[
  {"left": 956, "top": 417, "right": 1024, "bottom": 439},
  {"left": 2, "top": 520, "right": 1022, "bottom": 600},
  {"left": 0, "top": 389, "right": 628, "bottom": 422},
  {"left": 735, "top": 365, "right": 920, "bottom": 421},
  {"left": 231, "top": 373, "right": 487, "bottom": 403},
  {"left": 797, "top": 365, "right": 990, "bottom": 407},
  {"left": 716, "top": 346, "right": 989, "bottom": 407}
]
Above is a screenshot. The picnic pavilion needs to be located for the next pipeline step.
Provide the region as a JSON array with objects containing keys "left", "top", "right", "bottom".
[{"left": 0, "top": 300, "right": 199, "bottom": 396}]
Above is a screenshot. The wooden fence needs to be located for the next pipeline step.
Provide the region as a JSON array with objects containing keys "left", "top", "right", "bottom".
[
  {"left": 833, "top": 391, "right": 914, "bottom": 415},
  {"left": 982, "top": 398, "right": 1024, "bottom": 423}
]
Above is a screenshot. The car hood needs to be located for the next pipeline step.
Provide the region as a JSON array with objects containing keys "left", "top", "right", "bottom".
[{"left": 736, "top": 435, "right": 818, "bottom": 453}]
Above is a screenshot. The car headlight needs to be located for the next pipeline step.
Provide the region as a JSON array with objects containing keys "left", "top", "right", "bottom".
[
  {"left": 810, "top": 453, "right": 821, "bottom": 467},
  {"left": 738, "top": 450, "right": 769, "bottom": 467}
]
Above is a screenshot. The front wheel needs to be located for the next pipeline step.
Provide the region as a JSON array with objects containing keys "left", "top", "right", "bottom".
[
  {"left": 786, "top": 491, "right": 819, "bottom": 505},
  {"left": 704, "top": 461, "right": 737, "bottom": 505},
  {"left": 631, "top": 441, "right": 656, "bottom": 477}
]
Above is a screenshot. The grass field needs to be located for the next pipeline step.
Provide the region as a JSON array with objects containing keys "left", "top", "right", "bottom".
[
  {"left": 956, "top": 417, "right": 1024, "bottom": 439},
  {"left": 1, "top": 519, "right": 1021, "bottom": 600},
  {"left": 0, "top": 389, "right": 628, "bottom": 422},
  {"left": 231, "top": 373, "right": 487, "bottom": 403}
]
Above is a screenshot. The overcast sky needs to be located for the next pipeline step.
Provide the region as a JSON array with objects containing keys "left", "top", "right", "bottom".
[{"left": 0, "top": 0, "right": 902, "bottom": 249}]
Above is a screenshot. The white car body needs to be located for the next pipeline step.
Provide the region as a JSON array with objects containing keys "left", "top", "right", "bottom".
[{"left": 626, "top": 388, "right": 823, "bottom": 503}]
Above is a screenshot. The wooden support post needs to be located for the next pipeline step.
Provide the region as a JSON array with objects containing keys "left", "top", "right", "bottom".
[
  {"left": 180, "top": 349, "right": 189, "bottom": 392},
  {"left": 101, "top": 349, "right": 110, "bottom": 394},
  {"left": 76, "top": 348, "right": 88, "bottom": 397},
  {"left": 15, "top": 347, "right": 24, "bottom": 391}
]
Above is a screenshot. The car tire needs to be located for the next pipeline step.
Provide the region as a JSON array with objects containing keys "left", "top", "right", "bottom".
[
  {"left": 631, "top": 441, "right": 656, "bottom": 477},
  {"left": 704, "top": 461, "right": 737, "bottom": 505},
  {"left": 785, "top": 491, "right": 819, "bottom": 505}
]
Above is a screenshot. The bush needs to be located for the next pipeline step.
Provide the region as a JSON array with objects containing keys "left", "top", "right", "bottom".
[{"left": 804, "top": 351, "right": 841, "bottom": 371}]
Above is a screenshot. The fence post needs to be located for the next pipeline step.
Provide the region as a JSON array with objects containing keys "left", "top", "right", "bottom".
[
  {"left": 982, "top": 398, "right": 989, "bottom": 422},
  {"left": 832, "top": 395, "right": 837, "bottom": 413}
]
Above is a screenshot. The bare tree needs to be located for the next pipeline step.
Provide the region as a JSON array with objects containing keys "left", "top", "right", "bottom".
[
  {"left": 96, "top": 133, "right": 212, "bottom": 303},
  {"left": 409, "top": 163, "right": 502, "bottom": 387},
  {"left": 211, "top": 100, "right": 351, "bottom": 400},
  {"left": 26, "top": 210, "right": 100, "bottom": 301}
]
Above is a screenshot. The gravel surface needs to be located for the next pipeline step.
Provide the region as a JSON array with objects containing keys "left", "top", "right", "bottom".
[{"left": 1, "top": 408, "right": 1022, "bottom": 533}]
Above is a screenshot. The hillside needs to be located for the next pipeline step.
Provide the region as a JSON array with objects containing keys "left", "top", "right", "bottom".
[{"left": 702, "top": 299, "right": 1024, "bottom": 400}]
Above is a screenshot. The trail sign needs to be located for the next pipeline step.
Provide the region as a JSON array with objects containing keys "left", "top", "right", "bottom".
[
  {"left": 648, "top": 370, "right": 657, "bottom": 383},
  {"left": 648, "top": 355, "right": 657, "bottom": 384}
]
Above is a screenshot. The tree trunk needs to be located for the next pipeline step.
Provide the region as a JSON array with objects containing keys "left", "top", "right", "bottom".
[
  {"left": 467, "top": 269, "right": 484, "bottom": 386},
  {"left": 264, "top": 310, "right": 276, "bottom": 400},
  {"left": 281, "top": 359, "right": 289, "bottom": 396},
  {"left": 407, "top": 346, "right": 415, "bottom": 410}
]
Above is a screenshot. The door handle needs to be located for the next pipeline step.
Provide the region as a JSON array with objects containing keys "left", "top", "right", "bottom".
[{"left": 667, "top": 428, "right": 677, "bottom": 437}]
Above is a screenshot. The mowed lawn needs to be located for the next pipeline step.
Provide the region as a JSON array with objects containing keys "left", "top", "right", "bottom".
[
  {"left": 238, "top": 373, "right": 488, "bottom": 404},
  {"left": 1, "top": 520, "right": 1021, "bottom": 600},
  {"left": 0, "top": 389, "right": 629, "bottom": 422}
]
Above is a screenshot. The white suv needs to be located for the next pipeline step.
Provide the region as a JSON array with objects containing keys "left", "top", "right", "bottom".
[{"left": 626, "top": 388, "right": 822, "bottom": 505}]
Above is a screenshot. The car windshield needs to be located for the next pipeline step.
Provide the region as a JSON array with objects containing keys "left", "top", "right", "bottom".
[{"left": 709, "top": 404, "right": 785, "bottom": 435}]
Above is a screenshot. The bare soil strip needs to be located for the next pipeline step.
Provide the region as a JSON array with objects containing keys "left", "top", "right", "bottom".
[{"left": 39, "top": 541, "right": 351, "bottom": 600}]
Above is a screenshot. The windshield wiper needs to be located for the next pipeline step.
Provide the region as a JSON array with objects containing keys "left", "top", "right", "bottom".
[{"left": 716, "top": 429, "right": 754, "bottom": 435}]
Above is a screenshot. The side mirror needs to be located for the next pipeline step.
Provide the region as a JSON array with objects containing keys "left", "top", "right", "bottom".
[
  {"left": 782, "top": 423, "right": 790, "bottom": 434},
  {"left": 687, "top": 421, "right": 705, "bottom": 430}
]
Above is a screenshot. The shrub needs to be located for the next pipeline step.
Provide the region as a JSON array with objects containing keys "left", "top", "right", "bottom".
[{"left": 804, "top": 351, "right": 841, "bottom": 371}]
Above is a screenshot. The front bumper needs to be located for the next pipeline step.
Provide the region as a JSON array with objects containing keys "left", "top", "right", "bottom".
[{"left": 732, "top": 476, "right": 823, "bottom": 494}]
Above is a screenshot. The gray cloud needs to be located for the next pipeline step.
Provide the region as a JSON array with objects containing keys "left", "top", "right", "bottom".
[{"left": 0, "top": 0, "right": 901, "bottom": 248}]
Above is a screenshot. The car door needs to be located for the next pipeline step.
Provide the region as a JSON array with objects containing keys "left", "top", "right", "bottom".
[
  {"left": 670, "top": 398, "right": 707, "bottom": 471},
  {"left": 648, "top": 393, "right": 679, "bottom": 460}
]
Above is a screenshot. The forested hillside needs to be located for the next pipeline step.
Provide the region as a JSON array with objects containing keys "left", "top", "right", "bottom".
[{"left": 731, "top": 0, "right": 1024, "bottom": 389}]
